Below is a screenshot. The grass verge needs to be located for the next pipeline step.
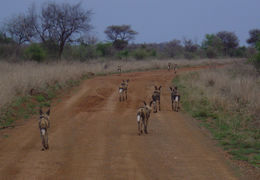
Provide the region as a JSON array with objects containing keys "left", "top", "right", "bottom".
[
  {"left": 0, "top": 59, "right": 240, "bottom": 130},
  {"left": 173, "top": 72, "right": 260, "bottom": 167},
  {"left": 0, "top": 73, "right": 91, "bottom": 129}
]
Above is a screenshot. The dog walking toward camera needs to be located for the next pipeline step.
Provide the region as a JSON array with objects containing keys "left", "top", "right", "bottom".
[
  {"left": 118, "top": 79, "right": 130, "bottom": 101},
  {"left": 137, "top": 101, "right": 153, "bottom": 135},
  {"left": 39, "top": 108, "right": 50, "bottom": 151},
  {"left": 168, "top": 63, "right": 172, "bottom": 71},
  {"left": 170, "top": 86, "right": 180, "bottom": 111},
  {"left": 152, "top": 85, "right": 162, "bottom": 112},
  {"left": 117, "top": 65, "right": 121, "bottom": 75},
  {"left": 173, "top": 64, "right": 177, "bottom": 74}
]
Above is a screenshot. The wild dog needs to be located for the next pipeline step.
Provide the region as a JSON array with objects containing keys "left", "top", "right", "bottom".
[
  {"left": 173, "top": 64, "right": 178, "bottom": 74},
  {"left": 170, "top": 86, "right": 180, "bottom": 111},
  {"left": 137, "top": 101, "right": 153, "bottom": 135},
  {"left": 117, "top": 65, "right": 121, "bottom": 75},
  {"left": 152, "top": 85, "right": 162, "bottom": 112},
  {"left": 168, "top": 63, "right": 172, "bottom": 71},
  {"left": 118, "top": 79, "right": 130, "bottom": 101},
  {"left": 39, "top": 108, "right": 50, "bottom": 151}
]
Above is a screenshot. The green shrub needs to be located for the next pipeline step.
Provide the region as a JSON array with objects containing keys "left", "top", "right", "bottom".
[
  {"left": 234, "top": 47, "right": 246, "bottom": 57},
  {"left": 116, "top": 50, "right": 129, "bottom": 59},
  {"left": 250, "top": 41, "right": 260, "bottom": 69},
  {"left": 0, "top": 44, "right": 16, "bottom": 58},
  {"left": 25, "top": 44, "right": 46, "bottom": 62},
  {"left": 184, "top": 52, "right": 197, "bottom": 59},
  {"left": 132, "top": 49, "right": 148, "bottom": 60},
  {"left": 96, "top": 43, "right": 113, "bottom": 57},
  {"left": 131, "top": 48, "right": 157, "bottom": 60},
  {"left": 70, "top": 45, "right": 98, "bottom": 61},
  {"left": 205, "top": 47, "right": 218, "bottom": 58}
]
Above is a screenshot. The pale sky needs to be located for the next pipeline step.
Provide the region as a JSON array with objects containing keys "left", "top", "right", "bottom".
[{"left": 0, "top": 0, "right": 259, "bottom": 45}]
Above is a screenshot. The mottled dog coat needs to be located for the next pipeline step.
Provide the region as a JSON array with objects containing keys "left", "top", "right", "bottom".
[
  {"left": 117, "top": 65, "right": 121, "bottom": 74},
  {"left": 119, "top": 79, "right": 129, "bottom": 101},
  {"left": 168, "top": 63, "right": 172, "bottom": 71},
  {"left": 137, "top": 101, "right": 153, "bottom": 135},
  {"left": 173, "top": 64, "right": 177, "bottom": 74},
  {"left": 152, "top": 86, "right": 162, "bottom": 112},
  {"left": 39, "top": 108, "right": 50, "bottom": 151},
  {"left": 170, "top": 86, "right": 180, "bottom": 111}
]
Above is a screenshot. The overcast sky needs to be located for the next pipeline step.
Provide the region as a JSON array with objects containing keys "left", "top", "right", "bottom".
[{"left": 0, "top": 0, "right": 259, "bottom": 45}]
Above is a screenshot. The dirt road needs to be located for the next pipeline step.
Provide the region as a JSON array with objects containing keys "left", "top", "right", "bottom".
[{"left": 0, "top": 67, "right": 243, "bottom": 179}]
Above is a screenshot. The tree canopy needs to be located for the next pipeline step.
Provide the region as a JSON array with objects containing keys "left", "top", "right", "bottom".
[
  {"left": 247, "top": 29, "right": 260, "bottom": 47},
  {"left": 216, "top": 31, "right": 239, "bottom": 56},
  {"left": 104, "top": 25, "right": 137, "bottom": 50},
  {"left": 3, "top": 2, "right": 92, "bottom": 58}
]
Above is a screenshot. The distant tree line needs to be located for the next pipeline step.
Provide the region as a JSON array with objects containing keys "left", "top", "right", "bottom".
[{"left": 0, "top": 2, "right": 260, "bottom": 67}]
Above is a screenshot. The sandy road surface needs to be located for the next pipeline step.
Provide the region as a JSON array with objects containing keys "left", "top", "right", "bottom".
[{"left": 0, "top": 67, "right": 243, "bottom": 179}]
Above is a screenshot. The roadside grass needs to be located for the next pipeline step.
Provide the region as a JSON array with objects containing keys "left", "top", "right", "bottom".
[
  {"left": 0, "top": 73, "right": 92, "bottom": 129},
  {"left": 0, "top": 58, "right": 240, "bottom": 130},
  {"left": 173, "top": 65, "right": 260, "bottom": 167}
]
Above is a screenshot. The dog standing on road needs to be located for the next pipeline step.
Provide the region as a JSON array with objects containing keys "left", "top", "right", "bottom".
[
  {"left": 137, "top": 101, "right": 153, "bottom": 135},
  {"left": 39, "top": 108, "right": 50, "bottom": 151}
]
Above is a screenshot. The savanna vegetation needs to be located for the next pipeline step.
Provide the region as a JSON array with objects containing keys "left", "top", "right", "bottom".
[
  {"left": 173, "top": 63, "right": 260, "bottom": 167},
  {"left": 0, "top": 59, "right": 235, "bottom": 128},
  {"left": 0, "top": 1, "right": 260, "bottom": 169},
  {"left": 0, "top": 2, "right": 259, "bottom": 63}
]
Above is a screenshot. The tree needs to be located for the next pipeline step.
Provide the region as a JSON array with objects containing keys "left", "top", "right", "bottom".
[
  {"left": 251, "top": 41, "right": 260, "bottom": 70},
  {"left": 216, "top": 31, "right": 239, "bottom": 56},
  {"left": 104, "top": 25, "right": 137, "bottom": 50},
  {"left": 247, "top": 29, "right": 260, "bottom": 47},
  {"left": 96, "top": 42, "right": 113, "bottom": 57},
  {"left": 202, "top": 34, "right": 224, "bottom": 58},
  {"left": 164, "top": 39, "right": 183, "bottom": 58},
  {"left": 0, "top": 32, "right": 13, "bottom": 44},
  {"left": 4, "top": 12, "right": 35, "bottom": 45},
  {"left": 35, "top": 2, "right": 92, "bottom": 58},
  {"left": 202, "top": 34, "right": 223, "bottom": 49},
  {"left": 183, "top": 38, "right": 198, "bottom": 53},
  {"left": 2, "top": 2, "right": 93, "bottom": 58},
  {"left": 78, "top": 34, "right": 98, "bottom": 46}
]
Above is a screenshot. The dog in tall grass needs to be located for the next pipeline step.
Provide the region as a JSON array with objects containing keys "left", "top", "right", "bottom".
[
  {"left": 119, "top": 79, "right": 130, "bottom": 101},
  {"left": 137, "top": 101, "right": 153, "bottom": 135},
  {"left": 170, "top": 86, "right": 180, "bottom": 111},
  {"left": 39, "top": 108, "right": 50, "bottom": 151},
  {"left": 152, "top": 86, "right": 162, "bottom": 112}
]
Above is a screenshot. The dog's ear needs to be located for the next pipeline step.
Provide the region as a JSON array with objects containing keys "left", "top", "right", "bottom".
[
  {"left": 159, "top": 86, "right": 162, "bottom": 90},
  {"left": 46, "top": 108, "right": 50, "bottom": 116},
  {"left": 143, "top": 101, "right": 147, "bottom": 106},
  {"left": 154, "top": 86, "right": 157, "bottom": 90},
  {"left": 169, "top": 87, "right": 172, "bottom": 91},
  {"left": 39, "top": 108, "right": 43, "bottom": 115}
]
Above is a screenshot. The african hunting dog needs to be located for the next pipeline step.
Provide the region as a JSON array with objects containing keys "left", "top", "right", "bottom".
[
  {"left": 118, "top": 79, "right": 130, "bottom": 101},
  {"left": 152, "top": 86, "right": 162, "bottom": 112},
  {"left": 173, "top": 64, "right": 177, "bottom": 74},
  {"left": 137, "top": 101, "right": 153, "bottom": 135},
  {"left": 39, "top": 108, "right": 50, "bottom": 151},
  {"left": 168, "top": 63, "right": 172, "bottom": 71},
  {"left": 170, "top": 86, "right": 180, "bottom": 111},
  {"left": 117, "top": 65, "right": 122, "bottom": 75}
]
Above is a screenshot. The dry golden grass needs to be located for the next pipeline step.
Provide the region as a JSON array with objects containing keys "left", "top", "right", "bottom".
[
  {"left": 0, "top": 58, "right": 238, "bottom": 111},
  {"left": 183, "top": 62, "right": 260, "bottom": 125}
]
